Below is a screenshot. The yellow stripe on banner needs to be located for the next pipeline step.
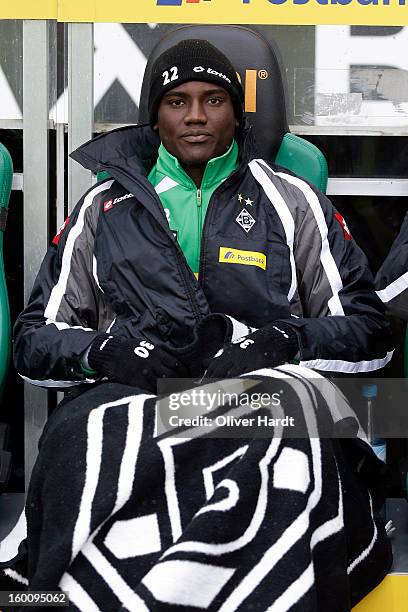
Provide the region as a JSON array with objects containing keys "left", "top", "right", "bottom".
[
  {"left": 58, "top": 0, "right": 97, "bottom": 22},
  {"left": 0, "top": 0, "right": 57, "bottom": 19},
  {"left": 1, "top": 0, "right": 408, "bottom": 28},
  {"left": 62, "top": 0, "right": 408, "bottom": 27},
  {"left": 352, "top": 575, "right": 408, "bottom": 612}
]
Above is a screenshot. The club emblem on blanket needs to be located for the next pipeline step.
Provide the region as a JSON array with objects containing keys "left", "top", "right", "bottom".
[
  {"left": 236, "top": 208, "right": 256, "bottom": 233},
  {"left": 3, "top": 376, "right": 381, "bottom": 612}
]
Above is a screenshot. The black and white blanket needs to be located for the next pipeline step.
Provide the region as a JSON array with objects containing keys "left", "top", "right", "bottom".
[{"left": 0, "top": 365, "right": 392, "bottom": 611}]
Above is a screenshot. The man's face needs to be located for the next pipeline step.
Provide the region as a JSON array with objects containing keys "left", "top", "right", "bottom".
[{"left": 154, "top": 81, "right": 238, "bottom": 171}]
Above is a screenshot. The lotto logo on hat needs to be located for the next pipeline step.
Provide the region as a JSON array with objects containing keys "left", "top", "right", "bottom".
[{"left": 193, "top": 66, "right": 231, "bottom": 83}]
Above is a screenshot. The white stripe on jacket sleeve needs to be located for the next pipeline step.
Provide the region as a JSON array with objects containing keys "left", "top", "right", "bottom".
[
  {"left": 252, "top": 160, "right": 392, "bottom": 373},
  {"left": 256, "top": 159, "right": 345, "bottom": 316},
  {"left": 300, "top": 351, "right": 393, "bottom": 374},
  {"left": 376, "top": 271, "right": 408, "bottom": 303},
  {"left": 44, "top": 180, "right": 113, "bottom": 322},
  {"left": 249, "top": 160, "right": 297, "bottom": 302}
]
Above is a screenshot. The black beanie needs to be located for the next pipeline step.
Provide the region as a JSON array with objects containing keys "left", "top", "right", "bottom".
[{"left": 148, "top": 39, "right": 244, "bottom": 126}]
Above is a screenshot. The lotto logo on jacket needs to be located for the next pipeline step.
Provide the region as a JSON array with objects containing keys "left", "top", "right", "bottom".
[
  {"left": 219, "top": 246, "right": 267, "bottom": 270},
  {"left": 103, "top": 193, "right": 134, "bottom": 212}
]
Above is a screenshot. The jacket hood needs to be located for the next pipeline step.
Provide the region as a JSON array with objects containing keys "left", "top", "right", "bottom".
[
  {"left": 70, "top": 121, "right": 256, "bottom": 180},
  {"left": 70, "top": 124, "right": 161, "bottom": 179}
]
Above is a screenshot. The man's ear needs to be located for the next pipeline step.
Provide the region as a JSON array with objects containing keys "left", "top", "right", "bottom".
[
  {"left": 153, "top": 122, "right": 159, "bottom": 131},
  {"left": 235, "top": 119, "right": 239, "bottom": 128}
]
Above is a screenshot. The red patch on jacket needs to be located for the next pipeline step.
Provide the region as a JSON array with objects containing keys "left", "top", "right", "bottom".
[
  {"left": 103, "top": 199, "right": 113, "bottom": 212},
  {"left": 52, "top": 216, "right": 70, "bottom": 245},
  {"left": 334, "top": 213, "right": 352, "bottom": 241}
]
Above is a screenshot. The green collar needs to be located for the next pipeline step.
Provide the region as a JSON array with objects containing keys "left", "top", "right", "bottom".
[{"left": 155, "top": 140, "right": 239, "bottom": 189}]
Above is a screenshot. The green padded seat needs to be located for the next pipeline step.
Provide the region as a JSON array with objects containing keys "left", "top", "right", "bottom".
[
  {"left": 275, "top": 133, "right": 328, "bottom": 194},
  {"left": 0, "top": 143, "right": 12, "bottom": 399},
  {"left": 97, "top": 170, "right": 111, "bottom": 183}
]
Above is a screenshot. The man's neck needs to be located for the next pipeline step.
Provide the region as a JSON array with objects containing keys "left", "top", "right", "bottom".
[
  {"left": 182, "top": 165, "right": 204, "bottom": 188},
  {"left": 151, "top": 141, "right": 239, "bottom": 190}
]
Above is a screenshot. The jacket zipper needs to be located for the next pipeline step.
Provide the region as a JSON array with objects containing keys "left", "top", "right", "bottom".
[
  {"left": 198, "top": 166, "right": 243, "bottom": 284},
  {"left": 147, "top": 181, "right": 203, "bottom": 323},
  {"left": 115, "top": 170, "right": 204, "bottom": 323},
  {"left": 196, "top": 188, "right": 202, "bottom": 271}
]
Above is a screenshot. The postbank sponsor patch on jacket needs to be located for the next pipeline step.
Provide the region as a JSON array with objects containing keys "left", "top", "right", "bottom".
[{"left": 219, "top": 247, "right": 267, "bottom": 270}]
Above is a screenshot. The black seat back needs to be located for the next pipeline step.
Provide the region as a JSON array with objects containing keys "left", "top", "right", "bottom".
[{"left": 138, "top": 25, "right": 289, "bottom": 162}]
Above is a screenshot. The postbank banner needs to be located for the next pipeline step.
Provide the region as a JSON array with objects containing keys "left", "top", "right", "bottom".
[{"left": 2, "top": 0, "right": 408, "bottom": 25}]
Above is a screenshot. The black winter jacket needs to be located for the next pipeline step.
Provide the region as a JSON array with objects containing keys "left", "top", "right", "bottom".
[
  {"left": 376, "top": 211, "right": 408, "bottom": 321},
  {"left": 14, "top": 125, "right": 392, "bottom": 386}
]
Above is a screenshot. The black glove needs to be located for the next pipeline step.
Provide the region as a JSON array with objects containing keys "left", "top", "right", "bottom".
[
  {"left": 180, "top": 313, "right": 254, "bottom": 376},
  {"left": 190, "top": 314, "right": 236, "bottom": 369},
  {"left": 88, "top": 334, "right": 191, "bottom": 391},
  {"left": 203, "top": 320, "right": 299, "bottom": 379}
]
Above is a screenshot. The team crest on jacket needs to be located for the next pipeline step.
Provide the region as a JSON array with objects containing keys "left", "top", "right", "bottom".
[
  {"left": 236, "top": 208, "right": 256, "bottom": 233},
  {"left": 334, "top": 213, "right": 352, "bottom": 241}
]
